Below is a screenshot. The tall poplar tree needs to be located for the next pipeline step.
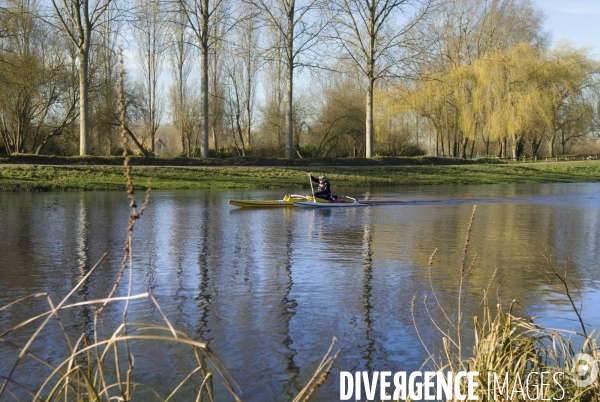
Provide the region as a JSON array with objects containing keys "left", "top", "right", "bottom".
[
  {"left": 50, "top": 0, "right": 117, "bottom": 155},
  {"left": 330, "top": 0, "right": 432, "bottom": 157}
]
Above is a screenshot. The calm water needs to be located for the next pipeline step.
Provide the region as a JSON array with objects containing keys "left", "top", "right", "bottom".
[{"left": 1, "top": 183, "right": 600, "bottom": 401}]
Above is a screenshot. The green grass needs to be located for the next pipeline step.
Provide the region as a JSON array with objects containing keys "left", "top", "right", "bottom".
[{"left": 2, "top": 161, "right": 600, "bottom": 191}]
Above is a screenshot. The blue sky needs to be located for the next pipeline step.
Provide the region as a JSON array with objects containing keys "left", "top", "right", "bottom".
[
  {"left": 139, "top": 0, "right": 600, "bottom": 125},
  {"left": 537, "top": 0, "right": 600, "bottom": 56}
]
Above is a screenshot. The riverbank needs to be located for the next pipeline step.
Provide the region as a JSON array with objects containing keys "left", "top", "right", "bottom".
[{"left": 2, "top": 159, "right": 600, "bottom": 191}]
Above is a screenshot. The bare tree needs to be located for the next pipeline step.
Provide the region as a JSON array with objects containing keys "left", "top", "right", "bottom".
[
  {"left": 92, "top": 4, "right": 119, "bottom": 154},
  {"left": 207, "top": 6, "right": 229, "bottom": 152},
  {"left": 309, "top": 75, "right": 366, "bottom": 157},
  {"left": 330, "top": 0, "right": 433, "bottom": 158},
  {"left": 542, "top": 45, "right": 599, "bottom": 157},
  {"left": 236, "top": 2, "right": 259, "bottom": 148},
  {"left": 168, "top": 1, "right": 196, "bottom": 156},
  {"left": 177, "top": 0, "right": 232, "bottom": 157},
  {"left": 133, "top": 0, "right": 168, "bottom": 153},
  {"left": 0, "top": 0, "right": 78, "bottom": 155},
  {"left": 49, "top": 0, "right": 117, "bottom": 155},
  {"left": 223, "top": 56, "right": 247, "bottom": 154},
  {"left": 252, "top": 0, "right": 327, "bottom": 159},
  {"left": 222, "top": 2, "right": 260, "bottom": 155},
  {"left": 259, "top": 25, "right": 286, "bottom": 151}
]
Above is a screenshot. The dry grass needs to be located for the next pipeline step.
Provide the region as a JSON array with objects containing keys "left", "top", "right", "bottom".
[{"left": 412, "top": 205, "right": 600, "bottom": 401}]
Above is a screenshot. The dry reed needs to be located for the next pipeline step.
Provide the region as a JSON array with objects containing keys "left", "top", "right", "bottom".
[{"left": 411, "top": 205, "right": 600, "bottom": 402}]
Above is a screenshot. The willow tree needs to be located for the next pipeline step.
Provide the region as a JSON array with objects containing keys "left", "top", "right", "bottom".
[
  {"left": 468, "top": 44, "right": 538, "bottom": 158},
  {"left": 373, "top": 81, "right": 429, "bottom": 156},
  {"left": 400, "top": 70, "right": 461, "bottom": 156},
  {"left": 402, "top": 44, "right": 537, "bottom": 158},
  {"left": 537, "top": 44, "right": 599, "bottom": 156},
  {"left": 469, "top": 43, "right": 599, "bottom": 158},
  {"left": 399, "top": 0, "right": 547, "bottom": 157}
]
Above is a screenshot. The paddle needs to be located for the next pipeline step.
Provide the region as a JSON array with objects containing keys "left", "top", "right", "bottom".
[{"left": 308, "top": 173, "right": 316, "bottom": 202}]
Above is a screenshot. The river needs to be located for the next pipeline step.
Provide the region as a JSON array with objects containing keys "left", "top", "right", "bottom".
[{"left": 1, "top": 183, "right": 599, "bottom": 401}]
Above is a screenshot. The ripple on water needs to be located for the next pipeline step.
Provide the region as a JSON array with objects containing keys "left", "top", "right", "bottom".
[{"left": 1, "top": 184, "right": 600, "bottom": 400}]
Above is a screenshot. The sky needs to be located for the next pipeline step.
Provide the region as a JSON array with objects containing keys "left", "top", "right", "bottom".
[
  {"left": 132, "top": 0, "right": 600, "bottom": 126},
  {"left": 536, "top": 0, "right": 600, "bottom": 56}
]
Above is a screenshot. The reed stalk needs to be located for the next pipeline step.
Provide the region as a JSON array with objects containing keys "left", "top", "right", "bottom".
[{"left": 412, "top": 205, "right": 600, "bottom": 402}]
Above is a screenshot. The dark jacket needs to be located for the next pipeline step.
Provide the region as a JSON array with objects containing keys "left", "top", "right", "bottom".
[{"left": 310, "top": 176, "right": 331, "bottom": 199}]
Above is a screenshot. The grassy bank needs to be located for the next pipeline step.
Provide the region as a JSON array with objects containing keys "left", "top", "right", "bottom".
[
  {"left": 0, "top": 154, "right": 500, "bottom": 167},
  {"left": 1, "top": 160, "right": 600, "bottom": 191}
]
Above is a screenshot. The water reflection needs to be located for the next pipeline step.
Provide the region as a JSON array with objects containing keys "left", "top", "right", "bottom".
[
  {"left": 1, "top": 184, "right": 600, "bottom": 400},
  {"left": 281, "top": 208, "right": 300, "bottom": 399},
  {"left": 360, "top": 208, "right": 374, "bottom": 373},
  {"left": 196, "top": 204, "right": 212, "bottom": 341},
  {"left": 75, "top": 192, "right": 92, "bottom": 333}
]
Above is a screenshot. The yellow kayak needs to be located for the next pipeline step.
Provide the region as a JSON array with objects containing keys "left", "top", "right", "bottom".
[
  {"left": 229, "top": 194, "right": 406, "bottom": 208},
  {"left": 228, "top": 194, "right": 330, "bottom": 208}
]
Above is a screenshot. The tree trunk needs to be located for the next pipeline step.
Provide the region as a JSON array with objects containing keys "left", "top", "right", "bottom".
[
  {"left": 245, "top": 71, "right": 252, "bottom": 148},
  {"left": 201, "top": 40, "right": 209, "bottom": 158},
  {"left": 284, "top": 6, "right": 294, "bottom": 160},
  {"left": 415, "top": 114, "right": 419, "bottom": 147},
  {"left": 531, "top": 137, "right": 541, "bottom": 158},
  {"left": 284, "top": 62, "right": 294, "bottom": 159},
  {"left": 453, "top": 109, "right": 459, "bottom": 157},
  {"left": 245, "top": 29, "right": 253, "bottom": 148},
  {"left": 79, "top": 47, "right": 90, "bottom": 155},
  {"left": 461, "top": 137, "right": 468, "bottom": 159},
  {"left": 440, "top": 128, "right": 445, "bottom": 156},
  {"left": 211, "top": 46, "right": 219, "bottom": 151},
  {"left": 548, "top": 134, "right": 555, "bottom": 157},
  {"left": 365, "top": 77, "right": 374, "bottom": 158}
]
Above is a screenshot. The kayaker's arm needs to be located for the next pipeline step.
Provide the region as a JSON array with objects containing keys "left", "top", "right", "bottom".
[{"left": 308, "top": 173, "right": 320, "bottom": 184}]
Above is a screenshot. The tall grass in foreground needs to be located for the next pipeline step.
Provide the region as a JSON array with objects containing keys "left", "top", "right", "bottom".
[
  {"left": 0, "top": 49, "right": 337, "bottom": 401},
  {"left": 412, "top": 205, "right": 600, "bottom": 401}
]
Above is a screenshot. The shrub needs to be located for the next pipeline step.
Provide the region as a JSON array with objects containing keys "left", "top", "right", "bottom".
[{"left": 111, "top": 146, "right": 133, "bottom": 156}]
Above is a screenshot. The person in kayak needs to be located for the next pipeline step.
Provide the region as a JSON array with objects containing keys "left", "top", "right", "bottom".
[{"left": 308, "top": 173, "right": 334, "bottom": 200}]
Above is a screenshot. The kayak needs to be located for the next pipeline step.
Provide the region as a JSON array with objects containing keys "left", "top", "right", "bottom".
[
  {"left": 294, "top": 195, "right": 368, "bottom": 208},
  {"left": 228, "top": 194, "right": 326, "bottom": 208},
  {"left": 229, "top": 194, "right": 405, "bottom": 208}
]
